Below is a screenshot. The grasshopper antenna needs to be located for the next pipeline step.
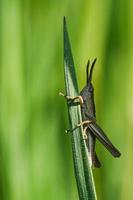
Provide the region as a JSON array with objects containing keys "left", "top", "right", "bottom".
[
  {"left": 86, "top": 60, "right": 90, "bottom": 84},
  {"left": 88, "top": 58, "right": 97, "bottom": 83}
]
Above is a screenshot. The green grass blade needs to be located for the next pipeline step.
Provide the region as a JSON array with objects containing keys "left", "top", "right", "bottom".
[{"left": 63, "top": 17, "right": 97, "bottom": 200}]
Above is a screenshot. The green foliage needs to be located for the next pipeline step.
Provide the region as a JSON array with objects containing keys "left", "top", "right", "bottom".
[
  {"left": 63, "top": 17, "right": 97, "bottom": 200},
  {"left": 0, "top": 0, "right": 132, "bottom": 200}
]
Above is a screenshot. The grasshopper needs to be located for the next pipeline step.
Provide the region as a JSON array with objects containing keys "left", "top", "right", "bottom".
[{"left": 60, "top": 59, "right": 121, "bottom": 167}]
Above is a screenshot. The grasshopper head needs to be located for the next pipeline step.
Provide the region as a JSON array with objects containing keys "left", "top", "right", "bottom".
[{"left": 80, "top": 58, "right": 97, "bottom": 101}]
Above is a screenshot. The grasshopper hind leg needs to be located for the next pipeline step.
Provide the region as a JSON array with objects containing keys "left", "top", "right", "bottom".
[
  {"left": 86, "top": 130, "right": 101, "bottom": 168},
  {"left": 93, "top": 152, "right": 101, "bottom": 168}
]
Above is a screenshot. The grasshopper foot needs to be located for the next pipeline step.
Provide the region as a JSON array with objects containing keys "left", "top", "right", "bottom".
[
  {"left": 64, "top": 120, "right": 95, "bottom": 135},
  {"left": 83, "top": 126, "right": 88, "bottom": 140},
  {"left": 77, "top": 120, "right": 95, "bottom": 127},
  {"left": 59, "top": 92, "right": 84, "bottom": 105}
]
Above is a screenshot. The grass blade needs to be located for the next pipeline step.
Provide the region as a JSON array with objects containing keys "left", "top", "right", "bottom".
[{"left": 63, "top": 17, "right": 97, "bottom": 200}]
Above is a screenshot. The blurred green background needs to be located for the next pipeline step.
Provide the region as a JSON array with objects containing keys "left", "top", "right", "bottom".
[{"left": 0, "top": 0, "right": 133, "bottom": 199}]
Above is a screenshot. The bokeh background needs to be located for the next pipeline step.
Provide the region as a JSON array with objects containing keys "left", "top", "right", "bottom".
[{"left": 0, "top": 0, "right": 133, "bottom": 199}]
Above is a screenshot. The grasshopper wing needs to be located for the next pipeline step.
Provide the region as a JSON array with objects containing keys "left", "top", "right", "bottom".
[{"left": 88, "top": 123, "right": 121, "bottom": 157}]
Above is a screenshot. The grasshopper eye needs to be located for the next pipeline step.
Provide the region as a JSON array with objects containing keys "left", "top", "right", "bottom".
[{"left": 88, "top": 86, "right": 93, "bottom": 92}]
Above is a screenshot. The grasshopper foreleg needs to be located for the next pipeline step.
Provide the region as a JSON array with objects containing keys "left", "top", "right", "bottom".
[{"left": 59, "top": 92, "right": 84, "bottom": 105}]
